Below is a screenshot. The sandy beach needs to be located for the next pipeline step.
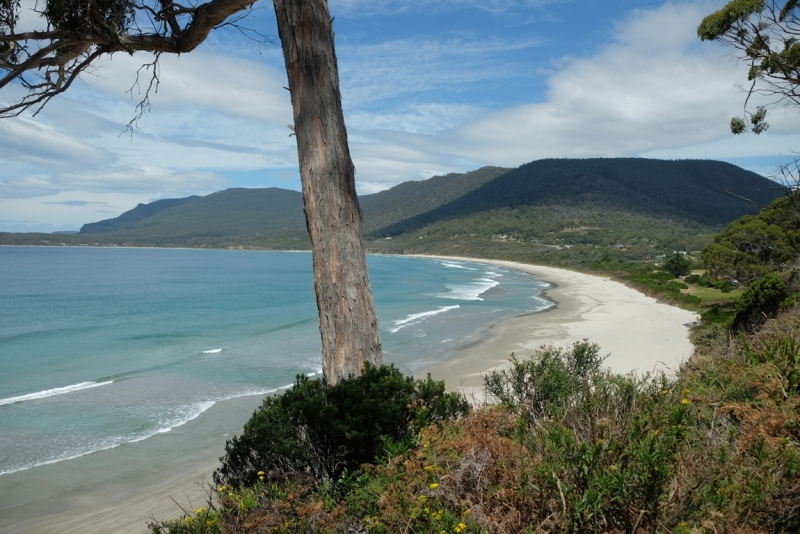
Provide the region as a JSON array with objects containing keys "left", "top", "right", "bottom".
[
  {"left": 0, "top": 256, "right": 699, "bottom": 534},
  {"left": 415, "top": 256, "right": 700, "bottom": 400}
]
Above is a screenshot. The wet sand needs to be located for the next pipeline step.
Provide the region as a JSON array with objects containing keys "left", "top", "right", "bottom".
[{"left": 0, "top": 394, "right": 265, "bottom": 534}]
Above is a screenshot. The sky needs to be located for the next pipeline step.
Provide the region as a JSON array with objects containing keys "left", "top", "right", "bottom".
[{"left": 2, "top": 0, "right": 800, "bottom": 232}]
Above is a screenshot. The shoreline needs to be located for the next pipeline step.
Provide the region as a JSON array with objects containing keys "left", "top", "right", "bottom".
[
  {"left": 412, "top": 255, "right": 699, "bottom": 401},
  {"left": 0, "top": 393, "right": 267, "bottom": 534},
  {"left": 0, "top": 255, "right": 699, "bottom": 533}
]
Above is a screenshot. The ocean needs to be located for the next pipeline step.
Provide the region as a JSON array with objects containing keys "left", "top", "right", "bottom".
[{"left": 0, "top": 247, "right": 551, "bottom": 477}]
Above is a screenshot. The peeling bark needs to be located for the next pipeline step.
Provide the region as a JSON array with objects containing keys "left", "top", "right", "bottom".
[{"left": 273, "top": 0, "right": 382, "bottom": 385}]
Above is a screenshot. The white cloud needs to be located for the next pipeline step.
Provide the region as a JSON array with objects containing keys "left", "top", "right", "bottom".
[{"left": 348, "top": 1, "right": 800, "bottom": 191}]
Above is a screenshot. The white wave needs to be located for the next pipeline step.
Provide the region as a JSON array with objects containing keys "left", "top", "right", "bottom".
[
  {"left": 437, "top": 261, "right": 477, "bottom": 270},
  {"left": 202, "top": 348, "right": 223, "bottom": 354},
  {"left": 156, "top": 401, "right": 216, "bottom": 434},
  {"left": 437, "top": 277, "right": 500, "bottom": 301},
  {"left": 0, "top": 381, "right": 113, "bottom": 407},
  {"left": 0, "top": 399, "right": 218, "bottom": 476},
  {"left": 389, "top": 305, "right": 460, "bottom": 333}
]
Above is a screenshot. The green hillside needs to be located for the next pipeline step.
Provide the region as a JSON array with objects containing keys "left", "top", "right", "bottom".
[
  {"left": 360, "top": 166, "right": 509, "bottom": 232},
  {"left": 2, "top": 158, "right": 784, "bottom": 254},
  {"left": 80, "top": 196, "right": 198, "bottom": 233},
  {"left": 372, "top": 158, "right": 783, "bottom": 237}
]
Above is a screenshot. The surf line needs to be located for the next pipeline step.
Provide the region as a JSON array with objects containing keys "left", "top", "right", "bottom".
[{"left": 0, "top": 380, "right": 114, "bottom": 406}]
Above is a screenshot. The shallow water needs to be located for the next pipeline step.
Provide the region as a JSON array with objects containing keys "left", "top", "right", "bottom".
[{"left": 0, "top": 247, "right": 550, "bottom": 476}]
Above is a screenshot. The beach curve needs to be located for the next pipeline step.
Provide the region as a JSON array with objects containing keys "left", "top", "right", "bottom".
[{"left": 411, "top": 255, "right": 700, "bottom": 399}]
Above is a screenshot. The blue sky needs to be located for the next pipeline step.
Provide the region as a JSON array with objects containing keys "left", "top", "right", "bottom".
[{"left": 1, "top": 0, "right": 799, "bottom": 232}]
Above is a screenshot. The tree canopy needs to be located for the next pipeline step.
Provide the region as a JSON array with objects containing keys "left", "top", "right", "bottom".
[
  {"left": 702, "top": 190, "right": 800, "bottom": 282},
  {"left": 0, "top": 0, "right": 262, "bottom": 118},
  {"left": 698, "top": 0, "right": 800, "bottom": 135}
]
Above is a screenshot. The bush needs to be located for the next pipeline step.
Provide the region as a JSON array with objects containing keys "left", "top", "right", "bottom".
[
  {"left": 684, "top": 274, "right": 701, "bottom": 284},
  {"left": 731, "top": 273, "right": 789, "bottom": 332},
  {"left": 483, "top": 340, "right": 604, "bottom": 415},
  {"left": 213, "top": 365, "right": 468, "bottom": 487}
]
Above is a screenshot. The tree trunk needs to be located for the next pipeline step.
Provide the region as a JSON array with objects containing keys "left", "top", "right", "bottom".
[{"left": 273, "top": 0, "right": 382, "bottom": 385}]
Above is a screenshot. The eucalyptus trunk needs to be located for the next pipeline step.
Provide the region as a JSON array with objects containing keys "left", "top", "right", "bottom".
[{"left": 273, "top": 0, "right": 382, "bottom": 385}]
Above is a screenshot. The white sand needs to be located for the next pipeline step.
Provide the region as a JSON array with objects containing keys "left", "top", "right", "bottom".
[{"left": 414, "top": 256, "right": 700, "bottom": 399}]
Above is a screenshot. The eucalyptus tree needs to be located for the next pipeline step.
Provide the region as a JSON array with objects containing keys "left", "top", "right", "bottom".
[
  {"left": 698, "top": 0, "right": 800, "bottom": 136},
  {"left": 0, "top": 0, "right": 381, "bottom": 385}
]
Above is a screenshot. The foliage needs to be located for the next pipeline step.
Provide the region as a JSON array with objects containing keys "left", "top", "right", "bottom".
[
  {"left": 702, "top": 191, "right": 800, "bottom": 283},
  {"left": 483, "top": 340, "right": 605, "bottom": 413},
  {"left": 44, "top": 0, "right": 133, "bottom": 34},
  {"left": 699, "top": 1, "right": 800, "bottom": 134},
  {"left": 663, "top": 251, "right": 692, "bottom": 277},
  {"left": 731, "top": 272, "right": 790, "bottom": 331},
  {"left": 195, "top": 317, "right": 800, "bottom": 533},
  {"left": 213, "top": 365, "right": 468, "bottom": 487}
]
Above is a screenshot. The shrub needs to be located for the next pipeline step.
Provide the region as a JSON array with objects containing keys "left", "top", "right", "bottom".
[
  {"left": 731, "top": 273, "right": 789, "bottom": 332},
  {"left": 483, "top": 340, "right": 604, "bottom": 415},
  {"left": 213, "top": 365, "right": 468, "bottom": 487}
]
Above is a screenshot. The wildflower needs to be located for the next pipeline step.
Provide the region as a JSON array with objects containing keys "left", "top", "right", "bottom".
[
  {"left": 418, "top": 495, "right": 427, "bottom": 503},
  {"left": 454, "top": 522, "right": 467, "bottom": 533},
  {"left": 683, "top": 388, "right": 690, "bottom": 394},
  {"left": 464, "top": 509, "right": 471, "bottom": 515},
  {"left": 259, "top": 475, "right": 265, "bottom": 482},
  {"left": 662, "top": 389, "right": 668, "bottom": 395},
  {"left": 184, "top": 516, "right": 194, "bottom": 523},
  {"left": 679, "top": 521, "right": 689, "bottom": 528},
  {"left": 432, "top": 510, "right": 443, "bottom": 520},
  {"left": 430, "top": 483, "right": 439, "bottom": 489},
  {"left": 652, "top": 429, "right": 659, "bottom": 436},
  {"left": 193, "top": 507, "right": 205, "bottom": 515},
  {"left": 681, "top": 398, "right": 691, "bottom": 405},
  {"left": 257, "top": 470, "right": 265, "bottom": 476},
  {"left": 424, "top": 465, "right": 434, "bottom": 471},
  {"left": 228, "top": 492, "right": 234, "bottom": 497}
]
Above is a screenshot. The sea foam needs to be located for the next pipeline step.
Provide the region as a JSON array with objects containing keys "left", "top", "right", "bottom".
[
  {"left": 389, "top": 305, "right": 461, "bottom": 333},
  {"left": 0, "top": 380, "right": 114, "bottom": 407},
  {"left": 437, "top": 276, "right": 500, "bottom": 301}
]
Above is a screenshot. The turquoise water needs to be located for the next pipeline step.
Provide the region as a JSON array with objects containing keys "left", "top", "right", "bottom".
[{"left": 0, "top": 247, "right": 550, "bottom": 475}]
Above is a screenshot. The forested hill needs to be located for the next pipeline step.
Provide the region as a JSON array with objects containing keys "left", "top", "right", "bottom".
[
  {"left": 77, "top": 187, "right": 308, "bottom": 246},
  {"left": 5, "top": 157, "right": 779, "bottom": 251},
  {"left": 373, "top": 158, "right": 783, "bottom": 237}
]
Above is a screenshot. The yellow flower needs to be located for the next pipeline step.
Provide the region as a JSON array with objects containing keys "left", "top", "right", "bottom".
[
  {"left": 662, "top": 389, "right": 668, "bottom": 395},
  {"left": 683, "top": 388, "right": 690, "bottom": 394},
  {"left": 193, "top": 507, "right": 205, "bottom": 514},
  {"left": 418, "top": 495, "right": 427, "bottom": 503},
  {"left": 681, "top": 398, "right": 691, "bottom": 405},
  {"left": 429, "top": 483, "right": 439, "bottom": 489},
  {"left": 454, "top": 523, "right": 467, "bottom": 533},
  {"left": 424, "top": 465, "right": 434, "bottom": 471},
  {"left": 257, "top": 470, "right": 265, "bottom": 476},
  {"left": 432, "top": 511, "right": 443, "bottom": 520},
  {"left": 652, "top": 429, "right": 659, "bottom": 436},
  {"left": 184, "top": 516, "right": 194, "bottom": 523},
  {"left": 259, "top": 475, "right": 265, "bottom": 481},
  {"left": 464, "top": 509, "right": 471, "bottom": 515}
]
